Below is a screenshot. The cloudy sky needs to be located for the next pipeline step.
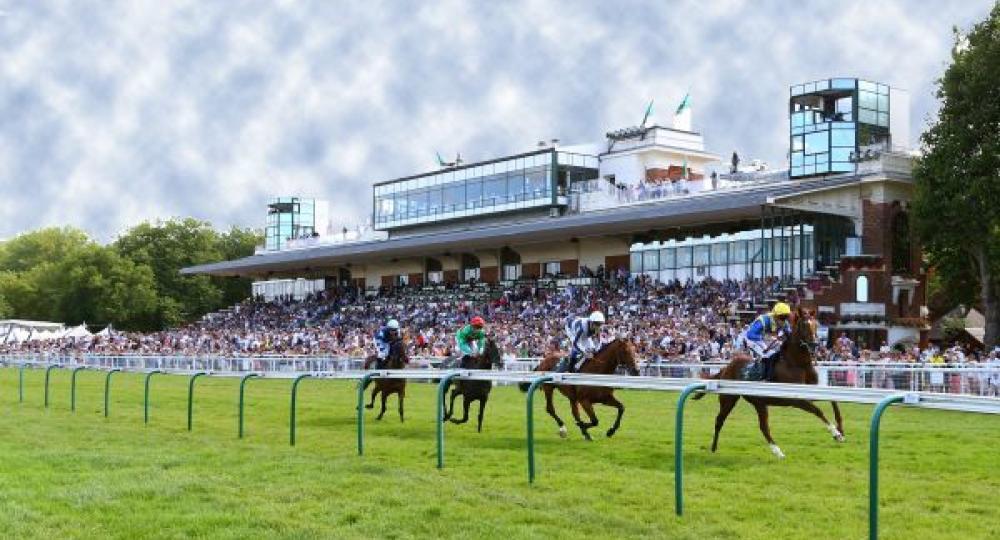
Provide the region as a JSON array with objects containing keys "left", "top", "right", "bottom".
[{"left": 0, "top": 0, "right": 993, "bottom": 241}]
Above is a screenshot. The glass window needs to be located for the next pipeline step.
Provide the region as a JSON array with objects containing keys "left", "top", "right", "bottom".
[
  {"left": 660, "top": 248, "right": 675, "bottom": 269},
  {"left": 466, "top": 180, "right": 482, "bottom": 208},
  {"left": 427, "top": 187, "right": 442, "bottom": 215},
  {"left": 733, "top": 240, "right": 747, "bottom": 263},
  {"left": 859, "top": 80, "right": 877, "bottom": 92},
  {"left": 832, "top": 78, "right": 856, "bottom": 90},
  {"left": 543, "top": 261, "right": 561, "bottom": 276},
  {"left": 507, "top": 172, "right": 525, "bottom": 202},
  {"left": 831, "top": 161, "right": 854, "bottom": 172},
  {"left": 643, "top": 250, "right": 659, "bottom": 271},
  {"left": 484, "top": 175, "right": 506, "bottom": 204},
  {"left": 877, "top": 94, "right": 889, "bottom": 111},
  {"left": 877, "top": 112, "right": 889, "bottom": 127},
  {"left": 791, "top": 112, "right": 805, "bottom": 128},
  {"left": 398, "top": 274, "right": 409, "bottom": 286},
  {"left": 676, "top": 246, "right": 693, "bottom": 268},
  {"left": 804, "top": 131, "right": 828, "bottom": 154},
  {"left": 792, "top": 136, "right": 804, "bottom": 152},
  {"left": 526, "top": 167, "right": 548, "bottom": 198},
  {"left": 693, "top": 245, "right": 710, "bottom": 266},
  {"left": 630, "top": 252, "right": 642, "bottom": 273},
  {"left": 502, "top": 264, "right": 521, "bottom": 281},
  {"left": 832, "top": 147, "right": 852, "bottom": 163},
  {"left": 856, "top": 275, "right": 869, "bottom": 302},
  {"left": 858, "top": 108, "right": 877, "bottom": 125},
  {"left": 791, "top": 152, "right": 803, "bottom": 166},
  {"left": 712, "top": 243, "right": 728, "bottom": 265},
  {"left": 831, "top": 128, "right": 855, "bottom": 147},
  {"left": 443, "top": 183, "right": 464, "bottom": 211},
  {"left": 859, "top": 91, "right": 877, "bottom": 110}
]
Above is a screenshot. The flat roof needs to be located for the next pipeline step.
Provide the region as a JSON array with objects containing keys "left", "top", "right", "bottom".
[{"left": 183, "top": 175, "right": 865, "bottom": 277}]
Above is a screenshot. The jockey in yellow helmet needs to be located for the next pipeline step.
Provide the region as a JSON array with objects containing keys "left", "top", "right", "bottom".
[{"left": 736, "top": 302, "right": 792, "bottom": 380}]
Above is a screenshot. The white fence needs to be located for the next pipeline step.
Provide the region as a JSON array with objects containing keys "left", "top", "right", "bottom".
[{"left": 3, "top": 354, "right": 999, "bottom": 397}]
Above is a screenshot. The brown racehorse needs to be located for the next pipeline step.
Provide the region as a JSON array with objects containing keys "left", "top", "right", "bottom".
[
  {"left": 442, "top": 338, "right": 504, "bottom": 432},
  {"left": 520, "top": 338, "right": 641, "bottom": 441},
  {"left": 363, "top": 339, "right": 408, "bottom": 422},
  {"left": 699, "top": 306, "right": 845, "bottom": 458}
]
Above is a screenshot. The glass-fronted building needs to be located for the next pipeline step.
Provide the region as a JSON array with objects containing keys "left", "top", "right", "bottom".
[
  {"left": 265, "top": 197, "right": 317, "bottom": 251},
  {"left": 373, "top": 148, "right": 598, "bottom": 230},
  {"left": 789, "top": 78, "right": 900, "bottom": 178}
]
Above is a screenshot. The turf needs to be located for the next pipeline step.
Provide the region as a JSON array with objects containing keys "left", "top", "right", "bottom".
[{"left": 0, "top": 367, "right": 997, "bottom": 539}]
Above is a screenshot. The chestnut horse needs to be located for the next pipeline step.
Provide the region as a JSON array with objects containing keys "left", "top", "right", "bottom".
[
  {"left": 520, "top": 338, "right": 641, "bottom": 441},
  {"left": 363, "top": 339, "right": 408, "bottom": 422},
  {"left": 699, "top": 306, "right": 845, "bottom": 458},
  {"left": 441, "top": 338, "right": 504, "bottom": 432}
]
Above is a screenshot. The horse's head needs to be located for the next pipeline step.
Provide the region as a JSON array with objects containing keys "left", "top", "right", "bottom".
[
  {"left": 386, "top": 339, "right": 408, "bottom": 369},
  {"left": 483, "top": 338, "right": 504, "bottom": 369},
  {"left": 786, "top": 307, "right": 818, "bottom": 361},
  {"left": 603, "top": 338, "right": 640, "bottom": 376}
]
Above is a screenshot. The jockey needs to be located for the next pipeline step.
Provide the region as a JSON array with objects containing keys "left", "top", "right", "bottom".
[
  {"left": 455, "top": 316, "right": 487, "bottom": 366},
  {"left": 373, "top": 319, "right": 401, "bottom": 368},
  {"left": 738, "top": 302, "right": 792, "bottom": 380},
  {"left": 560, "top": 311, "right": 605, "bottom": 373}
]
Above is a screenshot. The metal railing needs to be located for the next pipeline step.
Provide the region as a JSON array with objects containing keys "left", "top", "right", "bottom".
[{"left": 2, "top": 362, "right": 999, "bottom": 540}]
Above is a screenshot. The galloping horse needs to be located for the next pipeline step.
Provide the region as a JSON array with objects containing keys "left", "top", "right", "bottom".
[
  {"left": 521, "top": 338, "right": 641, "bottom": 441},
  {"left": 441, "top": 338, "right": 504, "bottom": 432},
  {"left": 363, "top": 339, "right": 408, "bottom": 422},
  {"left": 699, "top": 306, "right": 845, "bottom": 458}
]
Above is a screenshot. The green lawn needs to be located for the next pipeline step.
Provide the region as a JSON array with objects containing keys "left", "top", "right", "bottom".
[{"left": 0, "top": 367, "right": 998, "bottom": 539}]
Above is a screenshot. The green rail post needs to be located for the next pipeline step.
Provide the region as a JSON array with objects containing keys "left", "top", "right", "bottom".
[
  {"left": 869, "top": 393, "right": 905, "bottom": 540},
  {"left": 143, "top": 370, "right": 163, "bottom": 424},
  {"left": 357, "top": 372, "right": 378, "bottom": 456},
  {"left": 238, "top": 373, "right": 260, "bottom": 439},
  {"left": 104, "top": 369, "right": 121, "bottom": 417},
  {"left": 44, "top": 364, "right": 61, "bottom": 408},
  {"left": 19, "top": 364, "right": 25, "bottom": 403},
  {"left": 70, "top": 366, "right": 87, "bottom": 412},
  {"left": 289, "top": 374, "right": 312, "bottom": 446},
  {"left": 436, "top": 371, "right": 462, "bottom": 469},
  {"left": 674, "top": 382, "right": 707, "bottom": 516},
  {"left": 187, "top": 372, "right": 208, "bottom": 431},
  {"left": 526, "top": 374, "right": 554, "bottom": 483}
]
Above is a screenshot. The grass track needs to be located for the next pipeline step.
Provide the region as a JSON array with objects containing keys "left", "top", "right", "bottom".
[{"left": 0, "top": 366, "right": 998, "bottom": 539}]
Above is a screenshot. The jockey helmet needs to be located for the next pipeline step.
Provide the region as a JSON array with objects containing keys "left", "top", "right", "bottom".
[
  {"left": 771, "top": 302, "right": 791, "bottom": 317},
  {"left": 386, "top": 319, "right": 400, "bottom": 330},
  {"left": 470, "top": 316, "right": 486, "bottom": 328},
  {"left": 588, "top": 311, "right": 606, "bottom": 324}
]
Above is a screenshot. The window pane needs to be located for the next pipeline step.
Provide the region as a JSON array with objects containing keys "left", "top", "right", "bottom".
[
  {"left": 630, "top": 252, "right": 642, "bottom": 272},
  {"left": 831, "top": 128, "right": 855, "bottom": 147},
  {"left": 443, "top": 183, "right": 464, "bottom": 210},
  {"left": 643, "top": 250, "right": 659, "bottom": 271},
  {"left": 677, "top": 247, "right": 693, "bottom": 267},
  {"left": 484, "top": 175, "right": 506, "bottom": 204},
  {"left": 694, "top": 245, "right": 710, "bottom": 266},
  {"left": 466, "top": 180, "right": 482, "bottom": 208},
  {"left": 804, "top": 131, "right": 828, "bottom": 154},
  {"left": 660, "top": 248, "right": 675, "bottom": 269}
]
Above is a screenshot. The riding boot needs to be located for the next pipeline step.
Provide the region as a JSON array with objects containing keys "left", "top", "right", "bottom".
[{"left": 762, "top": 355, "right": 776, "bottom": 381}]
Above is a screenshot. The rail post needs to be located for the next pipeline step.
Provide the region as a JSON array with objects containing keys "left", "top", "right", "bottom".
[
  {"left": 104, "top": 369, "right": 121, "bottom": 417},
  {"left": 19, "top": 364, "right": 25, "bottom": 403},
  {"left": 356, "top": 372, "right": 379, "bottom": 456},
  {"left": 436, "top": 371, "right": 462, "bottom": 469},
  {"left": 187, "top": 372, "right": 208, "bottom": 431},
  {"left": 143, "top": 370, "right": 163, "bottom": 424},
  {"left": 289, "top": 374, "right": 312, "bottom": 446},
  {"left": 674, "top": 382, "right": 707, "bottom": 516},
  {"left": 238, "top": 373, "right": 260, "bottom": 438},
  {"left": 869, "top": 393, "right": 906, "bottom": 540},
  {"left": 44, "top": 364, "right": 61, "bottom": 408},
  {"left": 70, "top": 366, "right": 87, "bottom": 412},
  {"left": 525, "top": 374, "right": 554, "bottom": 483}
]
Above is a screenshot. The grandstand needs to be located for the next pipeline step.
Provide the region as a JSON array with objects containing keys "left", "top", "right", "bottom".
[{"left": 182, "top": 77, "right": 928, "bottom": 350}]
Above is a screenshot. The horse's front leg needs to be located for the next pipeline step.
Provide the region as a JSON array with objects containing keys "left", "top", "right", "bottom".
[
  {"left": 444, "top": 388, "right": 460, "bottom": 421},
  {"left": 568, "top": 397, "right": 591, "bottom": 441},
  {"left": 476, "top": 395, "right": 488, "bottom": 433},
  {"left": 366, "top": 386, "right": 378, "bottom": 409},
  {"left": 377, "top": 390, "right": 388, "bottom": 420},
  {"left": 602, "top": 394, "right": 625, "bottom": 438},
  {"left": 830, "top": 401, "right": 845, "bottom": 439},
  {"left": 450, "top": 396, "right": 471, "bottom": 425},
  {"left": 789, "top": 399, "right": 845, "bottom": 442}
]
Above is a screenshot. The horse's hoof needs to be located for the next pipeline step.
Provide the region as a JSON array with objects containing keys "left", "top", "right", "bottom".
[
  {"left": 827, "top": 424, "right": 846, "bottom": 443},
  {"left": 558, "top": 426, "right": 568, "bottom": 439},
  {"left": 606, "top": 428, "right": 617, "bottom": 438},
  {"left": 769, "top": 444, "right": 786, "bottom": 459},
  {"left": 365, "top": 405, "right": 374, "bottom": 409}
]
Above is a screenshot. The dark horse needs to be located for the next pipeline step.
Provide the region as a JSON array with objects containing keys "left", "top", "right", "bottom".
[
  {"left": 698, "top": 306, "right": 845, "bottom": 458},
  {"left": 362, "top": 339, "right": 408, "bottom": 422},
  {"left": 520, "top": 338, "right": 641, "bottom": 441},
  {"left": 441, "top": 338, "right": 504, "bottom": 432}
]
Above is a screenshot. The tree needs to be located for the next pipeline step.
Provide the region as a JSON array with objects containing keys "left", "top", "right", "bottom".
[
  {"left": 213, "top": 226, "right": 263, "bottom": 307},
  {"left": 913, "top": 3, "right": 1000, "bottom": 349}
]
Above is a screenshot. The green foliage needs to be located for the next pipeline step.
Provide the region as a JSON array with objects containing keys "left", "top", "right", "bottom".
[
  {"left": 913, "top": 3, "right": 1000, "bottom": 347},
  {"left": 0, "top": 375, "right": 998, "bottom": 539},
  {"left": 0, "top": 221, "right": 261, "bottom": 330}
]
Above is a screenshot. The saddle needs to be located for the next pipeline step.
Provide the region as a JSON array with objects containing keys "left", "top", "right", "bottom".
[{"left": 739, "top": 352, "right": 779, "bottom": 382}]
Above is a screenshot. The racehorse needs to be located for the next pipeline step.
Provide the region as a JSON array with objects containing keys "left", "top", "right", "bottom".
[
  {"left": 363, "top": 339, "right": 408, "bottom": 422},
  {"left": 520, "top": 338, "right": 641, "bottom": 441},
  {"left": 441, "top": 338, "right": 504, "bottom": 432},
  {"left": 698, "top": 306, "right": 845, "bottom": 458}
]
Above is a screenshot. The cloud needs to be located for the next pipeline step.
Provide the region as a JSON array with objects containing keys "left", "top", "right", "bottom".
[{"left": 0, "top": 0, "right": 993, "bottom": 241}]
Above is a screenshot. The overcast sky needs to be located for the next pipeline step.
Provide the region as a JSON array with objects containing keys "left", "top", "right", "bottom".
[{"left": 0, "top": 1, "right": 993, "bottom": 241}]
